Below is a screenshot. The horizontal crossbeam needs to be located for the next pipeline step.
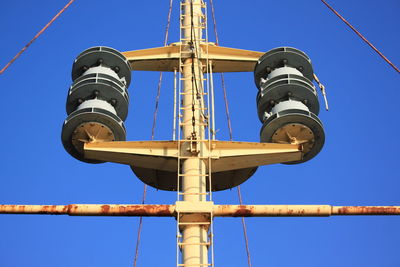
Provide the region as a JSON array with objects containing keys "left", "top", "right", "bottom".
[
  {"left": 121, "top": 43, "right": 264, "bottom": 72},
  {"left": 1, "top": 204, "right": 399, "bottom": 216},
  {"left": 83, "top": 140, "right": 302, "bottom": 191},
  {"left": 83, "top": 140, "right": 302, "bottom": 172}
]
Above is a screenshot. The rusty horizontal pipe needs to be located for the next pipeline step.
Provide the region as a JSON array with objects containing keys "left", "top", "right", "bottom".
[
  {"left": 0, "top": 204, "right": 175, "bottom": 216},
  {"left": 0, "top": 204, "right": 399, "bottom": 217},
  {"left": 214, "top": 205, "right": 400, "bottom": 217}
]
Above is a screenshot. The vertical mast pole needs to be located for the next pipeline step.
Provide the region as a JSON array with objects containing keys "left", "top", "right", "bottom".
[{"left": 180, "top": 0, "right": 209, "bottom": 266}]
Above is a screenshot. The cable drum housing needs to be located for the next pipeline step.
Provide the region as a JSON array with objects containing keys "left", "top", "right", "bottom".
[
  {"left": 67, "top": 67, "right": 130, "bottom": 120},
  {"left": 254, "top": 47, "right": 325, "bottom": 164},
  {"left": 61, "top": 46, "right": 131, "bottom": 163},
  {"left": 256, "top": 73, "right": 320, "bottom": 122}
]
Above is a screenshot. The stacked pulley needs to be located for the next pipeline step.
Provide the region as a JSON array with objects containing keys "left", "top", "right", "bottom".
[
  {"left": 61, "top": 46, "right": 131, "bottom": 163},
  {"left": 254, "top": 47, "right": 325, "bottom": 164}
]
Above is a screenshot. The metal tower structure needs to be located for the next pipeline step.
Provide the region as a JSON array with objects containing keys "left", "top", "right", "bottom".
[{"left": 1, "top": 1, "right": 399, "bottom": 267}]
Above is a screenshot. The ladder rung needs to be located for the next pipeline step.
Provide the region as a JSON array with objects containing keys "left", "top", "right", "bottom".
[
  {"left": 180, "top": 77, "right": 207, "bottom": 81},
  {"left": 180, "top": 107, "right": 207, "bottom": 110},
  {"left": 180, "top": 123, "right": 208, "bottom": 126},
  {"left": 181, "top": 2, "right": 206, "bottom": 6},
  {"left": 181, "top": 38, "right": 206, "bottom": 41},
  {"left": 178, "top": 192, "right": 209, "bottom": 195},
  {"left": 181, "top": 21, "right": 206, "bottom": 25},
  {"left": 180, "top": 24, "right": 206, "bottom": 28},
  {"left": 178, "top": 222, "right": 211, "bottom": 225},
  {"left": 179, "top": 92, "right": 208, "bottom": 95},
  {"left": 181, "top": 25, "right": 206, "bottom": 29},
  {"left": 177, "top": 139, "right": 211, "bottom": 142},
  {"left": 178, "top": 173, "right": 209, "bottom": 176},
  {"left": 178, "top": 233, "right": 214, "bottom": 239},
  {"left": 178, "top": 156, "right": 210, "bottom": 159},
  {"left": 180, "top": 14, "right": 206, "bottom": 18},
  {"left": 178, "top": 264, "right": 211, "bottom": 267},
  {"left": 180, "top": 12, "right": 206, "bottom": 17},
  {"left": 181, "top": 3, "right": 206, "bottom": 6},
  {"left": 178, "top": 242, "right": 211, "bottom": 246}
]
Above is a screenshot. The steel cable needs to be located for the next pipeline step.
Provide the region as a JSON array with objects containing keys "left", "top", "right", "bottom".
[
  {"left": 209, "top": 0, "right": 233, "bottom": 141},
  {"left": 133, "top": 1, "right": 174, "bottom": 266},
  {"left": 152, "top": 0, "right": 175, "bottom": 139},
  {"left": 133, "top": 185, "right": 147, "bottom": 267},
  {"left": 0, "top": 0, "right": 76, "bottom": 75},
  {"left": 209, "top": 1, "right": 253, "bottom": 267},
  {"left": 321, "top": 0, "right": 399, "bottom": 74}
]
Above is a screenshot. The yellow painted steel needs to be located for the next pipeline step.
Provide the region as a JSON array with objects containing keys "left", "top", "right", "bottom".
[
  {"left": 121, "top": 44, "right": 264, "bottom": 72},
  {"left": 84, "top": 140, "right": 301, "bottom": 173}
]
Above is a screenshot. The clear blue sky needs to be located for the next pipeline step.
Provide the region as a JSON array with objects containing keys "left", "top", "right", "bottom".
[{"left": 0, "top": 0, "right": 399, "bottom": 266}]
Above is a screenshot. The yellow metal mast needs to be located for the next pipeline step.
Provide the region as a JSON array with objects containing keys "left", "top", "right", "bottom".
[
  {"left": 1, "top": 1, "right": 400, "bottom": 267},
  {"left": 177, "top": 0, "right": 210, "bottom": 266}
]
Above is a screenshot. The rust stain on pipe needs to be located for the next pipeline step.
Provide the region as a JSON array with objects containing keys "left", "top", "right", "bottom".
[
  {"left": 332, "top": 206, "right": 400, "bottom": 215},
  {"left": 214, "top": 205, "right": 332, "bottom": 217},
  {"left": 96, "top": 204, "right": 175, "bottom": 216}
]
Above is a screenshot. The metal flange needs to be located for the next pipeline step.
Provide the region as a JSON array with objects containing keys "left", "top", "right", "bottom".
[
  {"left": 62, "top": 105, "right": 126, "bottom": 164},
  {"left": 71, "top": 46, "right": 132, "bottom": 87},
  {"left": 66, "top": 72, "right": 129, "bottom": 120},
  {"left": 254, "top": 47, "right": 314, "bottom": 88},
  {"left": 257, "top": 74, "right": 319, "bottom": 122},
  {"left": 260, "top": 108, "right": 325, "bottom": 164}
]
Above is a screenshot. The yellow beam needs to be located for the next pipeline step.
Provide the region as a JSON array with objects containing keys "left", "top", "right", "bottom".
[
  {"left": 84, "top": 140, "right": 302, "bottom": 172},
  {"left": 206, "top": 45, "right": 264, "bottom": 72},
  {"left": 122, "top": 45, "right": 180, "bottom": 72},
  {"left": 121, "top": 43, "right": 264, "bottom": 72},
  {"left": 84, "top": 141, "right": 179, "bottom": 172}
]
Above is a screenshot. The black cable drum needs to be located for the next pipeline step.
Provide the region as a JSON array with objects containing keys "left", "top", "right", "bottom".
[
  {"left": 254, "top": 47, "right": 325, "bottom": 164},
  {"left": 62, "top": 47, "right": 131, "bottom": 163}
]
